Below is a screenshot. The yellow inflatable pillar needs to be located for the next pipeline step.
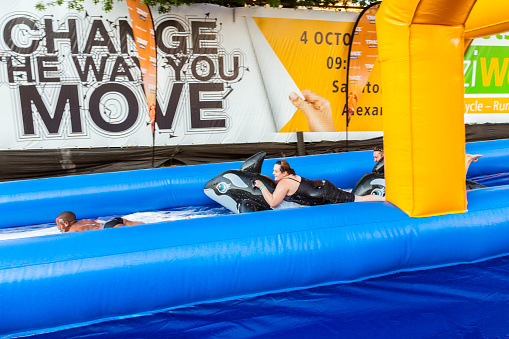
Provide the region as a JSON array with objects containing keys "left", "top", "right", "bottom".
[{"left": 376, "top": 0, "right": 477, "bottom": 217}]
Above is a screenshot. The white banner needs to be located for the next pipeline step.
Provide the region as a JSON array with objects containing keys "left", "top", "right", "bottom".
[
  {"left": 152, "top": 5, "right": 373, "bottom": 147},
  {"left": 0, "top": 1, "right": 376, "bottom": 150},
  {"left": 0, "top": 1, "right": 154, "bottom": 149},
  {"left": 7, "top": 2, "right": 506, "bottom": 151}
]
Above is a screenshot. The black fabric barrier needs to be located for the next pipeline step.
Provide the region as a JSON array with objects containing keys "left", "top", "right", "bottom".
[{"left": 1, "top": 123, "right": 507, "bottom": 182}]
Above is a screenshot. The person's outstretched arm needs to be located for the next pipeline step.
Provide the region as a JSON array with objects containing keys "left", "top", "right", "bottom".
[
  {"left": 465, "top": 154, "right": 482, "bottom": 174},
  {"left": 254, "top": 180, "right": 289, "bottom": 208},
  {"left": 354, "top": 195, "right": 385, "bottom": 202},
  {"left": 119, "top": 218, "right": 144, "bottom": 226}
]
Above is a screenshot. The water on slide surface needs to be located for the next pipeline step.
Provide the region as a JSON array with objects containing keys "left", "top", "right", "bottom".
[
  {"left": 0, "top": 205, "right": 231, "bottom": 241},
  {"left": 1, "top": 172, "right": 507, "bottom": 241}
]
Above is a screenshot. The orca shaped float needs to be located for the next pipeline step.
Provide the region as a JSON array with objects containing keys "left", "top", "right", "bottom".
[
  {"left": 352, "top": 157, "right": 486, "bottom": 196},
  {"left": 206, "top": 152, "right": 486, "bottom": 212},
  {"left": 352, "top": 157, "right": 386, "bottom": 196},
  {"left": 204, "top": 152, "right": 302, "bottom": 213}
]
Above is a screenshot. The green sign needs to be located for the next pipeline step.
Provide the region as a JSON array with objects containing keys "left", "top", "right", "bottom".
[{"left": 465, "top": 34, "right": 509, "bottom": 95}]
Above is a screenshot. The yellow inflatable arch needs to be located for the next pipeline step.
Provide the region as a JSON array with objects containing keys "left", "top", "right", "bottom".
[{"left": 376, "top": 0, "right": 509, "bottom": 217}]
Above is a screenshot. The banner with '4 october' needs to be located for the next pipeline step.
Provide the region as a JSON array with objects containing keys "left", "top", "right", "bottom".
[{"left": 152, "top": 6, "right": 385, "bottom": 149}]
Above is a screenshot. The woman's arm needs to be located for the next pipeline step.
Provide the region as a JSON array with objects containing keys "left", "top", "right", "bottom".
[
  {"left": 121, "top": 218, "right": 144, "bottom": 226},
  {"left": 254, "top": 180, "right": 289, "bottom": 208}
]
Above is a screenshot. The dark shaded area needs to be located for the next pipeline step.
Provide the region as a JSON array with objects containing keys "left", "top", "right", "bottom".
[
  {"left": 0, "top": 123, "right": 507, "bottom": 182},
  {"left": 465, "top": 123, "right": 509, "bottom": 142}
]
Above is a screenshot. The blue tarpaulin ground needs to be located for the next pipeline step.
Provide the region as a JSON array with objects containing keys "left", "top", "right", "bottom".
[{"left": 33, "top": 254, "right": 509, "bottom": 338}]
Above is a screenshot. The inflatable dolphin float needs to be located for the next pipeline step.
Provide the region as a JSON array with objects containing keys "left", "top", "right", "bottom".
[
  {"left": 206, "top": 152, "right": 488, "bottom": 213},
  {"left": 352, "top": 157, "right": 486, "bottom": 196},
  {"left": 204, "top": 152, "right": 300, "bottom": 213},
  {"left": 351, "top": 157, "right": 386, "bottom": 196},
  {"left": 204, "top": 152, "right": 358, "bottom": 213},
  {"left": 204, "top": 152, "right": 273, "bottom": 213}
]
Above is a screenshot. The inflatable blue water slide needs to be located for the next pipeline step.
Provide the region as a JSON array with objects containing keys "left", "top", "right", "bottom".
[{"left": 0, "top": 139, "right": 508, "bottom": 337}]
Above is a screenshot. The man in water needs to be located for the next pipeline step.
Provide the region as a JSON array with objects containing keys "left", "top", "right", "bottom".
[
  {"left": 373, "top": 146, "right": 482, "bottom": 173},
  {"left": 373, "top": 146, "right": 384, "bottom": 163},
  {"left": 56, "top": 211, "right": 143, "bottom": 233}
]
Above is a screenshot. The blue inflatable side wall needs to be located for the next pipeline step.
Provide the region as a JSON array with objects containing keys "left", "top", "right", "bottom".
[
  {"left": 0, "top": 149, "right": 377, "bottom": 229},
  {"left": 1, "top": 139, "right": 508, "bottom": 229},
  {"left": 1, "top": 139, "right": 509, "bottom": 337}
]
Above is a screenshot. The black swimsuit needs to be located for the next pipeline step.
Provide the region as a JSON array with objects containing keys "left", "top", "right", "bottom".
[
  {"left": 283, "top": 176, "right": 355, "bottom": 206},
  {"left": 104, "top": 217, "right": 124, "bottom": 229}
]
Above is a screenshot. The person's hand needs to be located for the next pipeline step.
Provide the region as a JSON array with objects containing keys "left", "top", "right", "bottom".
[
  {"left": 469, "top": 154, "right": 483, "bottom": 162},
  {"left": 289, "top": 90, "right": 335, "bottom": 132},
  {"left": 254, "top": 180, "right": 263, "bottom": 189}
]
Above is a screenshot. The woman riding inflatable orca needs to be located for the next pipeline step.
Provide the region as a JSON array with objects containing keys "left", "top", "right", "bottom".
[
  {"left": 204, "top": 150, "right": 483, "bottom": 213},
  {"left": 254, "top": 160, "right": 384, "bottom": 208},
  {"left": 352, "top": 148, "right": 486, "bottom": 196}
]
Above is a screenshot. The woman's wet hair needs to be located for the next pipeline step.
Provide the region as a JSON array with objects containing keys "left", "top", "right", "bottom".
[{"left": 276, "top": 160, "right": 296, "bottom": 175}]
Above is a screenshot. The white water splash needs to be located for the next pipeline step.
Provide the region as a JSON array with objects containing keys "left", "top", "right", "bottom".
[
  {"left": 0, "top": 226, "right": 61, "bottom": 241},
  {"left": 0, "top": 205, "right": 231, "bottom": 242}
]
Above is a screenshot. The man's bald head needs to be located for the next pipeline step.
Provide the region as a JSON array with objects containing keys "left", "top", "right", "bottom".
[{"left": 57, "top": 211, "right": 76, "bottom": 223}]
